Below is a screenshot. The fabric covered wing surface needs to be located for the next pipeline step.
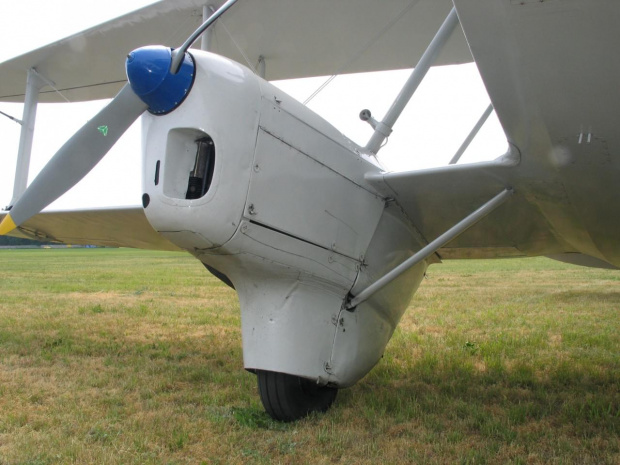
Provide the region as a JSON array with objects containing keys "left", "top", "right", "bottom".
[
  {"left": 365, "top": 155, "right": 567, "bottom": 260},
  {"left": 0, "top": 0, "right": 471, "bottom": 103},
  {"left": 0, "top": 207, "right": 180, "bottom": 251}
]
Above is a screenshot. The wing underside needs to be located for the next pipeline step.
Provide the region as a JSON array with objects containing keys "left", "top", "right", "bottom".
[
  {"left": 0, "top": 0, "right": 471, "bottom": 103},
  {"left": 367, "top": 155, "right": 620, "bottom": 270},
  {"left": 366, "top": 153, "right": 569, "bottom": 261},
  {"left": 0, "top": 207, "right": 180, "bottom": 251}
]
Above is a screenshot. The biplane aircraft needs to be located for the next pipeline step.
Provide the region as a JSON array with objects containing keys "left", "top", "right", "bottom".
[{"left": 1, "top": 0, "right": 619, "bottom": 421}]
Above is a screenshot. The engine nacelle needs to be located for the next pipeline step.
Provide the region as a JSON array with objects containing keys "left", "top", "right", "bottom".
[
  {"left": 141, "top": 50, "right": 428, "bottom": 387},
  {"left": 141, "top": 52, "right": 261, "bottom": 250}
]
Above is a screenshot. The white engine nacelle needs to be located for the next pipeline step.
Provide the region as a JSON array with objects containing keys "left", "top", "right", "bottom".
[{"left": 141, "top": 50, "right": 429, "bottom": 387}]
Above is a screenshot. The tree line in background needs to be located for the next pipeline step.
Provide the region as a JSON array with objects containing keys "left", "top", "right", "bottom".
[{"left": 0, "top": 236, "right": 53, "bottom": 247}]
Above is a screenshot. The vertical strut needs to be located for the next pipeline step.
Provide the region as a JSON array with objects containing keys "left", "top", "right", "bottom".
[
  {"left": 8, "top": 68, "right": 46, "bottom": 209},
  {"left": 201, "top": 5, "right": 216, "bottom": 51},
  {"left": 257, "top": 55, "right": 266, "bottom": 79},
  {"left": 365, "top": 7, "right": 460, "bottom": 154}
]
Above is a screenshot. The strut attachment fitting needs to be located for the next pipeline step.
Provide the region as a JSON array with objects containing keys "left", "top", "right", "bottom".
[{"left": 346, "top": 187, "right": 515, "bottom": 310}]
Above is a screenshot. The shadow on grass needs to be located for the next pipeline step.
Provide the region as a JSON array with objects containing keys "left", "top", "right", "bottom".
[{"left": 550, "top": 289, "right": 620, "bottom": 305}]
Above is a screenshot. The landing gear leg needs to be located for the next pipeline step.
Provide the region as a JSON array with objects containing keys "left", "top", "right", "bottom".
[{"left": 256, "top": 370, "right": 338, "bottom": 422}]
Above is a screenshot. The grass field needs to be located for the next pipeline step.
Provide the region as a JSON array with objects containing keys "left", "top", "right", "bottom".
[{"left": 0, "top": 248, "right": 618, "bottom": 464}]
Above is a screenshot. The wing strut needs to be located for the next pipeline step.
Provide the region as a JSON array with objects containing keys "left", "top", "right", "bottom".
[
  {"left": 6, "top": 68, "right": 47, "bottom": 210},
  {"left": 201, "top": 5, "right": 216, "bottom": 51},
  {"left": 345, "top": 187, "right": 515, "bottom": 310},
  {"left": 170, "top": 0, "right": 240, "bottom": 73},
  {"left": 364, "top": 7, "right": 460, "bottom": 154},
  {"left": 449, "top": 103, "right": 494, "bottom": 164}
]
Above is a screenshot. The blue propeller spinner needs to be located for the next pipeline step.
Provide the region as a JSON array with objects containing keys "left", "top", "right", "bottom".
[{"left": 126, "top": 46, "right": 196, "bottom": 115}]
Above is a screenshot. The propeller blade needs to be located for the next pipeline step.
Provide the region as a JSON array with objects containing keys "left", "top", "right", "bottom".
[{"left": 0, "top": 84, "right": 147, "bottom": 235}]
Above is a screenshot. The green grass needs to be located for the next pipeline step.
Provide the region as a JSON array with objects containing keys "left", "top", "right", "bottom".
[{"left": 0, "top": 248, "right": 618, "bottom": 464}]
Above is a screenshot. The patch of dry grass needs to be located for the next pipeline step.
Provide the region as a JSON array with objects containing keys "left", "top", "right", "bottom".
[{"left": 0, "top": 249, "right": 618, "bottom": 464}]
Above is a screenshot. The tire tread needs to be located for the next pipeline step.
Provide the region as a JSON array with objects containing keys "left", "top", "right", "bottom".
[{"left": 257, "top": 370, "right": 337, "bottom": 422}]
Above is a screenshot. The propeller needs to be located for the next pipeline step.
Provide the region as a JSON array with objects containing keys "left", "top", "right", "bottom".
[
  {"left": 0, "top": 84, "right": 147, "bottom": 235},
  {"left": 0, "top": 0, "right": 240, "bottom": 236}
]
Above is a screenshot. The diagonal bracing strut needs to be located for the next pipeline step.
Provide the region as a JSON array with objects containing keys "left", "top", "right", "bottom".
[
  {"left": 346, "top": 187, "right": 515, "bottom": 310},
  {"left": 365, "top": 7, "right": 460, "bottom": 154}
]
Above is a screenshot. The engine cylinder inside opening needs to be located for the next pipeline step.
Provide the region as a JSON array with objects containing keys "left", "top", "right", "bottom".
[
  {"left": 186, "top": 136, "right": 215, "bottom": 199},
  {"left": 163, "top": 128, "right": 215, "bottom": 200}
]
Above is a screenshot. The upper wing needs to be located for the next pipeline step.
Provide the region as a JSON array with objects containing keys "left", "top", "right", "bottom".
[
  {"left": 421, "top": 0, "right": 620, "bottom": 267},
  {"left": 0, "top": 207, "right": 180, "bottom": 251},
  {"left": 0, "top": 0, "right": 471, "bottom": 103}
]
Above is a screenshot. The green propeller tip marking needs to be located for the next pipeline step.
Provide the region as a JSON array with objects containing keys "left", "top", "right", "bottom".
[{"left": 97, "top": 125, "right": 109, "bottom": 136}]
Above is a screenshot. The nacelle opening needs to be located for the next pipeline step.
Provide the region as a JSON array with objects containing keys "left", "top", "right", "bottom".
[
  {"left": 186, "top": 136, "right": 215, "bottom": 200},
  {"left": 162, "top": 128, "right": 215, "bottom": 200}
]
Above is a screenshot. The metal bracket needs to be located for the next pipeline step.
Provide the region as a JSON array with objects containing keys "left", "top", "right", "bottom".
[{"left": 359, "top": 109, "right": 392, "bottom": 138}]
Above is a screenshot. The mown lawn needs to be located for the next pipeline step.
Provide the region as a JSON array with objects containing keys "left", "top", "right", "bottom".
[{"left": 0, "top": 249, "right": 618, "bottom": 464}]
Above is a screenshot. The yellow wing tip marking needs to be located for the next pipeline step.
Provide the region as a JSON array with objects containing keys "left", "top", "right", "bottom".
[{"left": 0, "top": 214, "right": 17, "bottom": 235}]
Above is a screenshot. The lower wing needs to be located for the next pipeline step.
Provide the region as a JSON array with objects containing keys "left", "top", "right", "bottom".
[
  {"left": 0, "top": 206, "right": 180, "bottom": 251},
  {"left": 367, "top": 152, "right": 567, "bottom": 260}
]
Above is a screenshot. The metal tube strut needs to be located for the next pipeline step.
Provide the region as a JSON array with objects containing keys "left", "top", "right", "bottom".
[
  {"left": 365, "top": 7, "right": 460, "bottom": 154},
  {"left": 201, "top": 5, "right": 216, "bottom": 51},
  {"left": 8, "top": 68, "right": 46, "bottom": 209},
  {"left": 0, "top": 110, "right": 22, "bottom": 125},
  {"left": 257, "top": 55, "right": 266, "bottom": 78},
  {"left": 171, "top": 0, "right": 240, "bottom": 73},
  {"left": 449, "top": 103, "right": 494, "bottom": 165},
  {"left": 346, "top": 187, "right": 514, "bottom": 310}
]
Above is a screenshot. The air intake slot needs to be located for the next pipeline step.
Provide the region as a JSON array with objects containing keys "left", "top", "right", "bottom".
[{"left": 186, "top": 136, "right": 215, "bottom": 199}]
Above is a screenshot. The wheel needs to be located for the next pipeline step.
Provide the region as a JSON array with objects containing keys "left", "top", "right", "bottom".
[{"left": 257, "top": 370, "right": 338, "bottom": 422}]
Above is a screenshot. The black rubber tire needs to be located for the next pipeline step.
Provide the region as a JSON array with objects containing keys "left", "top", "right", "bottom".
[{"left": 257, "top": 370, "right": 338, "bottom": 422}]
